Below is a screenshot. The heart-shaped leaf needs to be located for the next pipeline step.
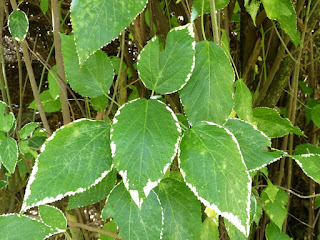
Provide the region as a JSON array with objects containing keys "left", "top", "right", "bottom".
[{"left": 137, "top": 24, "right": 195, "bottom": 94}]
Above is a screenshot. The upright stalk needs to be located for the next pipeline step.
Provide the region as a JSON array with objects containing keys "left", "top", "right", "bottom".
[
  {"left": 51, "top": 0, "right": 71, "bottom": 124},
  {"left": 210, "top": 0, "right": 220, "bottom": 45},
  {"left": 10, "top": 0, "right": 52, "bottom": 136}
]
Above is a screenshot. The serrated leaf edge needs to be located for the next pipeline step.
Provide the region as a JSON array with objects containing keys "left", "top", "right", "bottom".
[
  {"left": 137, "top": 23, "right": 196, "bottom": 95},
  {"left": 178, "top": 121, "right": 251, "bottom": 236},
  {"left": 39, "top": 205, "right": 67, "bottom": 231},
  {"left": 292, "top": 153, "right": 320, "bottom": 183},
  {"left": 21, "top": 118, "right": 113, "bottom": 213},
  {"left": 110, "top": 98, "right": 181, "bottom": 207},
  {"left": 8, "top": 9, "right": 29, "bottom": 41}
]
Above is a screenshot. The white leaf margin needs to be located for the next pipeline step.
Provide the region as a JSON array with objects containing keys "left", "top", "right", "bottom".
[
  {"left": 0, "top": 137, "right": 19, "bottom": 174},
  {"left": 20, "top": 118, "right": 113, "bottom": 213},
  {"left": 137, "top": 23, "right": 196, "bottom": 95},
  {"left": 39, "top": 205, "right": 67, "bottom": 232},
  {"left": 224, "top": 118, "right": 283, "bottom": 172},
  {"left": 8, "top": 9, "right": 29, "bottom": 42},
  {"left": 110, "top": 98, "right": 181, "bottom": 208},
  {"left": 178, "top": 121, "right": 252, "bottom": 236},
  {"left": 292, "top": 153, "right": 320, "bottom": 183},
  {"left": 0, "top": 213, "right": 65, "bottom": 239}
]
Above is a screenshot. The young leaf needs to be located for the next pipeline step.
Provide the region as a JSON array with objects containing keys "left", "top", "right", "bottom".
[
  {"left": 67, "top": 168, "right": 117, "bottom": 209},
  {"left": 261, "top": 0, "right": 301, "bottom": 46},
  {"left": 201, "top": 217, "right": 219, "bottom": 240},
  {"left": 0, "top": 137, "right": 18, "bottom": 174},
  {"left": 40, "top": 0, "right": 49, "bottom": 14},
  {"left": 111, "top": 99, "right": 180, "bottom": 205},
  {"left": 311, "top": 104, "right": 320, "bottom": 128},
  {"left": 234, "top": 79, "right": 254, "bottom": 123},
  {"left": 39, "top": 205, "right": 67, "bottom": 231},
  {"left": 224, "top": 119, "right": 282, "bottom": 171},
  {"left": 60, "top": 34, "right": 114, "bottom": 98},
  {"left": 180, "top": 41, "right": 234, "bottom": 125},
  {"left": 28, "top": 90, "right": 61, "bottom": 113},
  {"left": 261, "top": 186, "right": 288, "bottom": 229},
  {"left": 157, "top": 178, "right": 202, "bottom": 239},
  {"left": 179, "top": 122, "right": 251, "bottom": 236},
  {"left": 70, "top": 0, "right": 147, "bottom": 63},
  {"left": 8, "top": 10, "right": 29, "bottom": 41},
  {"left": 266, "top": 222, "right": 292, "bottom": 240},
  {"left": 292, "top": 154, "right": 320, "bottom": 184},
  {"left": 101, "top": 182, "right": 163, "bottom": 240},
  {"left": 253, "top": 107, "right": 303, "bottom": 138},
  {"left": 101, "top": 220, "right": 118, "bottom": 240},
  {"left": 245, "top": 0, "right": 260, "bottom": 24},
  {"left": 19, "top": 122, "right": 40, "bottom": 139},
  {"left": 0, "top": 101, "right": 15, "bottom": 133},
  {"left": 21, "top": 119, "right": 113, "bottom": 213},
  {"left": 137, "top": 24, "right": 195, "bottom": 94},
  {"left": 47, "top": 65, "right": 60, "bottom": 100},
  {"left": 191, "top": 0, "right": 230, "bottom": 22},
  {"left": 294, "top": 144, "right": 320, "bottom": 155},
  {"left": 0, "top": 214, "right": 62, "bottom": 240}
]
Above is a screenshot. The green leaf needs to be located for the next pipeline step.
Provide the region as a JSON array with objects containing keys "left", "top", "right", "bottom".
[
  {"left": 137, "top": 24, "right": 195, "bottom": 94},
  {"left": 48, "top": 65, "right": 60, "bottom": 100},
  {"left": 101, "top": 220, "right": 118, "bottom": 240},
  {"left": 292, "top": 154, "right": 320, "bottom": 184},
  {"left": 224, "top": 119, "right": 282, "bottom": 171},
  {"left": 253, "top": 107, "right": 303, "bottom": 138},
  {"left": 67, "top": 168, "right": 117, "bottom": 209},
  {"left": 225, "top": 219, "right": 246, "bottom": 240},
  {"left": 90, "top": 95, "right": 109, "bottom": 112},
  {"left": 179, "top": 122, "right": 251, "bottom": 236},
  {"left": 40, "top": 0, "right": 49, "bottom": 14},
  {"left": 191, "top": 0, "right": 230, "bottom": 22},
  {"left": 60, "top": 34, "right": 114, "bottom": 98},
  {"left": 306, "top": 98, "right": 317, "bottom": 124},
  {"left": 311, "top": 104, "right": 320, "bottom": 128},
  {"left": 180, "top": 41, "right": 234, "bottom": 125},
  {"left": 0, "top": 180, "right": 7, "bottom": 190},
  {"left": 0, "top": 137, "right": 18, "bottom": 174},
  {"left": 157, "top": 178, "right": 202, "bottom": 239},
  {"left": 266, "top": 222, "right": 292, "bottom": 240},
  {"left": 0, "top": 101, "right": 15, "bottom": 133},
  {"left": 111, "top": 98, "right": 180, "bottom": 205},
  {"left": 8, "top": 10, "right": 29, "bottom": 41},
  {"left": 110, "top": 56, "right": 127, "bottom": 75},
  {"left": 39, "top": 205, "right": 67, "bottom": 230},
  {"left": 21, "top": 119, "right": 113, "bottom": 212},
  {"left": 70, "top": 0, "right": 147, "bottom": 63},
  {"left": 28, "top": 90, "right": 61, "bottom": 113},
  {"left": 261, "top": 0, "right": 301, "bottom": 46},
  {"left": 127, "top": 85, "right": 139, "bottom": 101},
  {"left": 299, "top": 81, "right": 313, "bottom": 95},
  {"left": 234, "top": 79, "right": 254, "bottom": 123},
  {"left": 294, "top": 144, "right": 320, "bottom": 155},
  {"left": 261, "top": 186, "right": 288, "bottom": 229},
  {"left": 19, "top": 122, "right": 40, "bottom": 139},
  {"left": 101, "top": 182, "right": 163, "bottom": 240},
  {"left": 245, "top": 0, "right": 260, "bottom": 24},
  {"left": 201, "top": 217, "right": 219, "bottom": 240},
  {"left": 0, "top": 214, "right": 61, "bottom": 240}
]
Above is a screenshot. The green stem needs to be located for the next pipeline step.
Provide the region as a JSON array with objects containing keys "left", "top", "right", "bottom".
[{"left": 209, "top": 0, "right": 220, "bottom": 45}]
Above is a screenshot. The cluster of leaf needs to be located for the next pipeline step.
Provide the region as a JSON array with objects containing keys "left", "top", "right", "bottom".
[{"left": 1, "top": 0, "right": 320, "bottom": 239}]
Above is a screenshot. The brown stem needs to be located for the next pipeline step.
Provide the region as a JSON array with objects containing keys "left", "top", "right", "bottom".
[{"left": 51, "top": 0, "right": 71, "bottom": 124}]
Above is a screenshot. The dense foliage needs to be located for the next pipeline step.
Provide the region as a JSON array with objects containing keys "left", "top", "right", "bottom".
[{"left": 0, "top": 0, "right": 319, "bottom": 239}]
